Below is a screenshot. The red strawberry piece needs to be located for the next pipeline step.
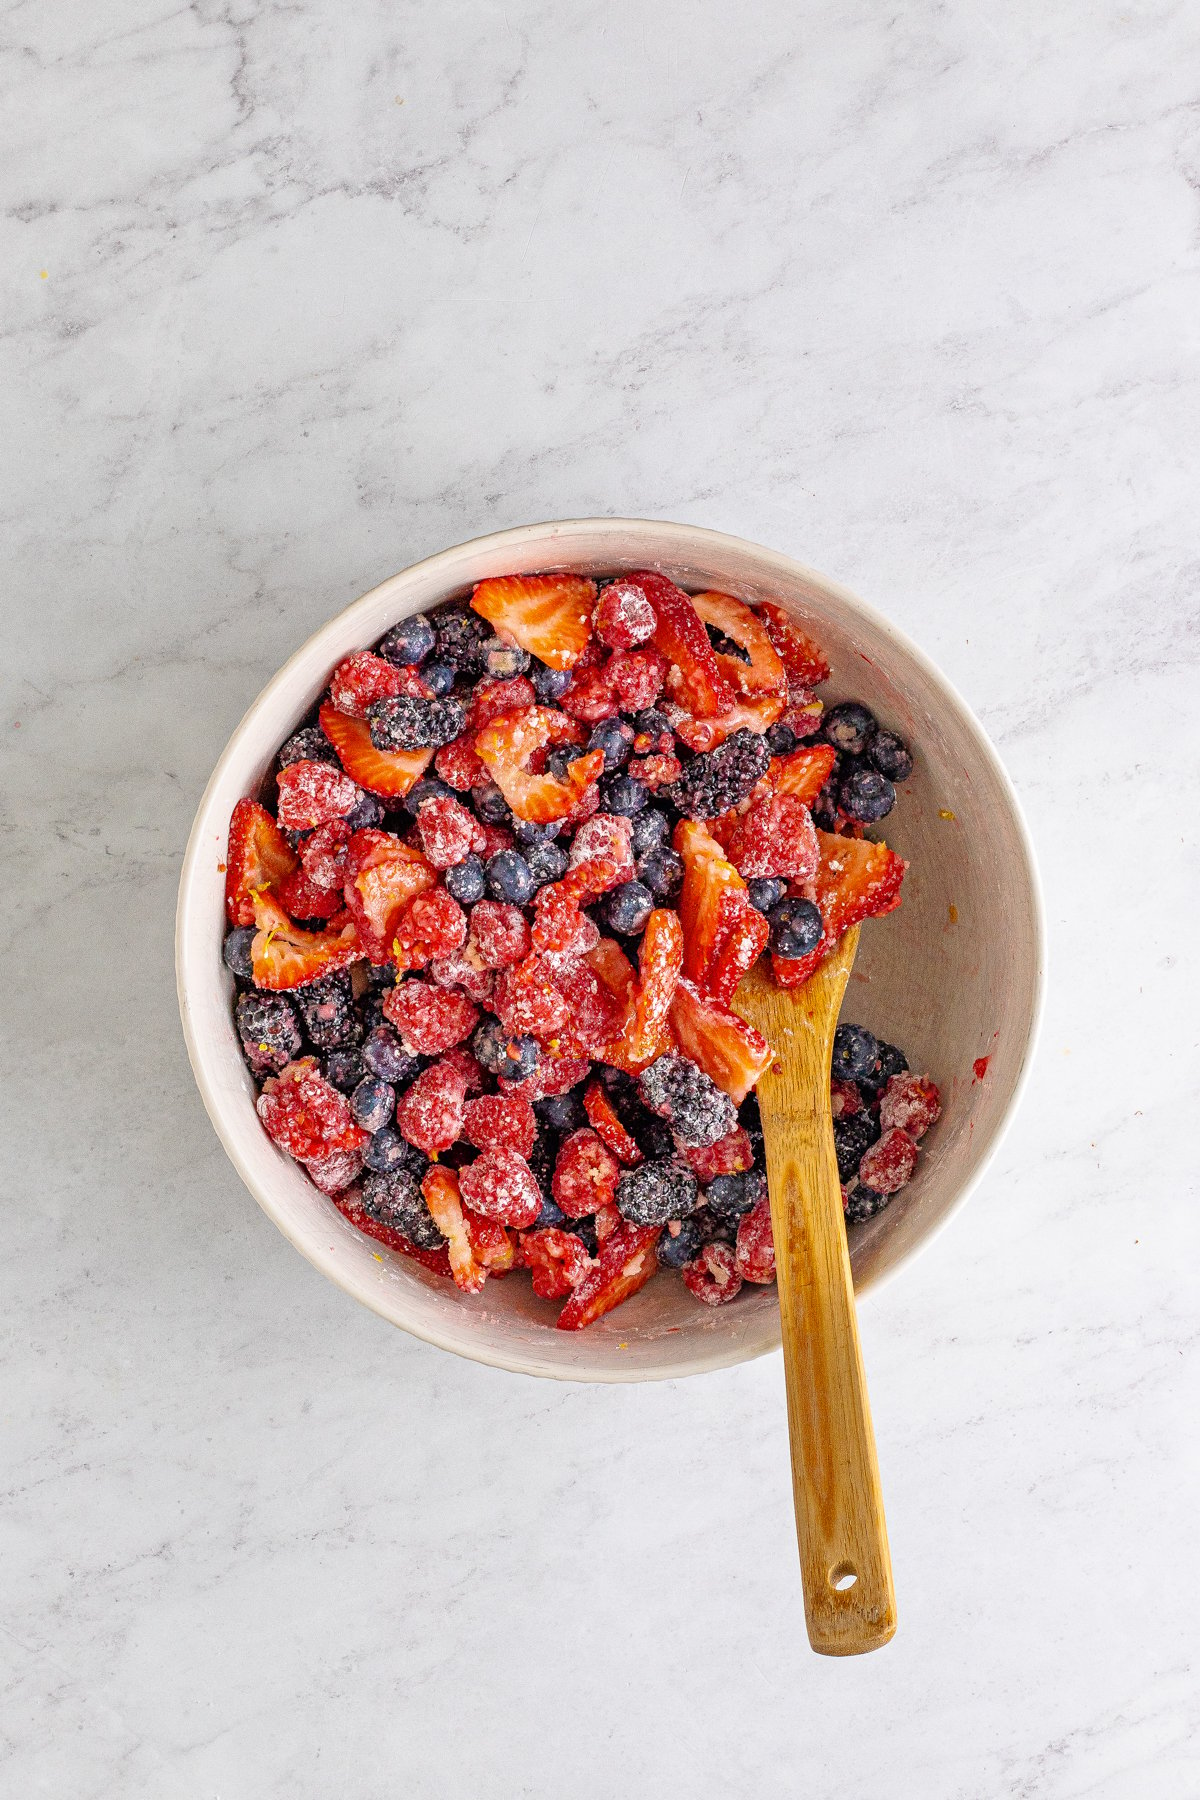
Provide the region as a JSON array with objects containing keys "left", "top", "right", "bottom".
[
  {"left": 556, "top": 1221, "right": 660, "bottom": 1330},
  {"left": 567, "top": 813, "right": 635, "bottom": 893},
  {"left": 493, "top": 954, "right": 571, "bottom": 1039},
  {"left": 275, "top": 759, "right": 362, "bottom": 831},
  {"left": 342, "top": 829, "right": 436, "bottom": 964},
  {"left": 735, "top": 1198, "right": 776, "bottom": 1283},
  {"left": 458, "top": 1147, "right": 542, "bottom": 1228},
  {"left": 305, "top": 1143, "right": 366, "bottom": 1195},
  {"left": 434, "top": 734, "right": 487, "bottom": 791},
  {"left": 332, "top": 1188, "right": 452, "bottom": 1278},
  {"left": 394, "top": 1057, "right": 469, "bottom": 1155},
  {"left": 605, "top": 647, "right": 666, "bottom": 712},
  {"left": 422, "top": 1165, "right": 487, "bottom": 1293},
  {"left": 468, "top": 899, "right": 531, "bottom": 969},
  {"left": 602, "top": 908, "right": 683, "bottom": 1074},
  {"left": 329, "top": 650, "right": 429, "bottom": 717},
  {"left": 463, "top": 1092, "right": 537, "bottom": 1157},
  {"left": 277, "top": 866, "right": 343, "bottom": 921},
  {"left": 772, "top": 831, "right": 906, "bottom": 989},
  {"left": 257, "top": 1058, "right": 366, "bottom": 1162},
  {"left": 463, "top": 1208, "right": 516, "bottom": 1273},
  {"left": 464, "top": 674, "right": 538, "bottom": 733},
  {"left": 551, "top": 1128, "right": 621, "bottom": 1218},
  {"left": 675, "top": 820, "right": 767, "bottom": 1002},
  {"left": 879, "top": 1072, "right": 941, "bottom": 1139},
  {"left": 682, "top": 1240, "right": 743, "bottom": 1306},
  {"left": 585, "top": 937, "right": 636, "bottom": 1008},
  {"left": 690, "top": 592, "right": 785, "bottom": 697},
  {"left": 501, "top": 1052, "right": 590, "bottom": 1103},
  {"left": 628, "top": 751, "right": 682, "bottom": 789},
  {"left": 682, "top": 1125, "right": 753, "bottom": 1181},
  {"left": 718, "top": 793, "right": 819, "bottom": 884},
  {"left": 857, "top": 1126, "right": 918, "bottom": 1195},
  {"left": 519, "top": 1227, "right": 593, "bottom": 1300},
  {"left": 583, "top": 1081, "right": 643, "bottom": 1165},
  {"left": 382, "top": 979, "right": 479, "bottom": 1054},
  {"left": 438, "top": 1043, "right": 485, "bottom": 1093},
  {"left": 830, "top": 1077, "right": 862, "bottom": 1119},
  {"left": 392, "top": 886, "right": 469, "bottom": 972},
  {"left": 757, "top": 601, "right": 830, "bottom": 693},
  {"left": 593, "top": 1201, "right": 622, "bottom": 1243},
  {"left": 672, "top": 692, "right": 785, "bottom": 753},
  {"left": 594, "top": 580, "right": 656, "bottom": 649},
  {"left": 319, "top": 702, "right": 434, "bottom": 799},
  {"left": 470, "top": 573, "right": 596, "bottom": 670},
  {"left": 669, "top": 977, "right": 773, "bottom": 1103},
  {"left": 251, "top": 893, "right": 362, "bottom": 990},
  {"left": 429, "top": 946, "right": 496, "bottom": 1005},
  {"left": 557, "top": 662, "right": 619, "bottom": 724},
  {"left": 475, "top": 706, "right": 605, "bottom": 824},
  {"left": 225, "top": 798, "right": 298, "bottom": 926},
  {"left": 760, "top": 743, "right": 837, "bottom": 807},
  {"left": 416, "top": 792, "right": 486, "bottom": 869},
  {"left": 618, "top": 571, "right": 736, "bottom": 718}
]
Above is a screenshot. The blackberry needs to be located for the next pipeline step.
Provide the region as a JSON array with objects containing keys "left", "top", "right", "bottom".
[
  {"left": 535, "top": 1090, "right": 587, "bottom": 1134},
  {"left": 589, "top": 718, "right": 635, "bottom": 771},
  {"left": 630, "top": 807, "right": 670, "bottom": 857},
  {"left": 767, "top": 897, "right": 822, "bottom": 957},
  {"left": 324, "top": 1047, "right": 366, "bottom": 1092},
  {"left": 470, "top": 784, "right": 512, "bottom": 824},
  {"left": 663, "top": 729, "right": 770, "bottom": 819},
  {"left": 746, "top": 877, "right": 786, "bottom": 915},
  {"left": 483, "top": 637, "right": 531, "bottom": 678},
  {"left": 602, "top": 880, "right": 654, "bottom": 936},
  {"left": 294, "top": 972, "right": 359, "bottom": 1049},
  {"left": 637, "top": 847, "right": 683, "bottom": 901},
  {"left": 600, "top": 774, "right": 647, "bottom": 816},
  {"left": 223, "top": 926, "right": 256, "bottom": 980},
  {"left": 845, "top": 1183, "right": 889, "bottom": 1225},
  {"left": 637, "top": 1054, "right": 737, "bottom": 1148},
  {"left": 367, "top": 694, "right": 466, "bottom": 752},
  {"left": 866, "top": 727, "right": 913, "bottom": 782},
  {"left": 743, "top": 1169, "right": 768, "bottom": 1208},
  {"left": 832, "top": 1022, "right": 879, "bottom": 1081},
  {"left": 444, "top": 855, "right": 486, "bottom": 904},
  {"left": 823, "top": 701, "right": 875, "bottom": 756},
  {"left": 235, "top": 992, "right": 303, "bottom": 1072},
  {"left": 524, "top": 837, "right": 568, "bottom": 886},
  {"left": 858, "top": 1040, "right": 908, "bottom": 1101},
  {"left": 421, "top": 660, "right": 456, "bottom": 696},
  {"left": 377, "top": 613, "right": 435, "bottom": 666},
  {"left": 434, "top": 606, "right": 489, "bottom": 672},
  {"left": 401, "top": 776, "right": 454, "bottom": 817},
  {"left": 351, "top": 1077, "right": 396, "bottom": 1133},
  {"left": 656, "top": 1218, "right": 705, "bottom": 1269},
  {"left": 361, "top": 1024, "right": 419, "bottom": 1084},
  {"left": 486, "top": 849, "right": 536, "bottom": 904},
  {"left": 690, "top": 1203, "right": 738, "bottom": 1246},
  {"left": 361, "top": 1167, "right": 443, "bottom": 1248},
  {"left": 838, "top": 766, "right": 895, "bottom": 823},
  {"left": 615, "top": 1158, "right": 699, "bottom": 1226},
  {"left": 765, "top": 721, "right": 798, "bottom": 756},
  {"left": 833, "top": 1111, "right": 881, "bottom": 1182},
  {"left": 278, "top": 726, "right": 338, "bottom": 770},
  {"left": 704, "top": 1172, "right": 754, "bottom": 1221},
  {"left": 532, "top": 663, "right": 572, "bottom": 703}
]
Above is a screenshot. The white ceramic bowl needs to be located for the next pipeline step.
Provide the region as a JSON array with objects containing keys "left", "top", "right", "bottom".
[{"left": 177, "top": 519, "right": 1044, "bottom": 1381}]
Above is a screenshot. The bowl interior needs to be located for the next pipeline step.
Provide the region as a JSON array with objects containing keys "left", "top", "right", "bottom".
[{"left": 177, "top": 520, "right": 1042, "bottom": 1380}]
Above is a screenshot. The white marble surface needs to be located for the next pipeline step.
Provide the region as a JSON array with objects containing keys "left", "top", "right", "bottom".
[{"left": 3, "top": 0, "right": 1198, "bottom": 1792}]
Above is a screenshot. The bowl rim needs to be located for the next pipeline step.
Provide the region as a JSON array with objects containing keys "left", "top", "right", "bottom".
[{"left": 176, "top": 517, "right": 1046, "bottom": 1379}]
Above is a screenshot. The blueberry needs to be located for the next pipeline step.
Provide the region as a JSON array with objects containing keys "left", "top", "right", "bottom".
[
  {"left": 546, "top": 745, "right": 586, "bottom": 782},
  {"left": 434, "top": 606, "right": 489, "bottom": 672},
  {"left": 362, "top": 1024, "right": 419, "bottom": 1084},
  {"left": 421, "top": 660, "right": 456, "bottom": 696},
  {"left": 351, "top": 1077, "right": 396, "bottom": 1133},
  {"left": 367, "top": 694, "right": 465, "bottom": 752},
  {"left": 746, "top": 877, "right": 786, "bottom": 915},
  {"left": 401, "top": 776, "right": 454, "bottom": 818},
  {"left": 858, "top": 1040, "right": 908, "bottom": 1100},
  {"left": 486, "top": 849, "right": 536, "bottom": 904},
  {"left": 524, "top": 838, "right": 568, "bottom": 886},
  {"left": 704, "top": 1172, "right": 754, "bottom": 1221},
  {"left": 833, "top": 1112, "right": 880, "bottom": 1182},
  {"left": 535, "top": 1090, "right": 587, "bottom": 1133},
  {"left": 471, "top": 784, "right": 512, "bottom": 824},
  {"left": 823, "top": 701, "right": 876, "bottom": 756},
  {"left": 294, "top": 973, "right": 360, "bottom": 1049},
  {"left": 483, "top": 636, "right": 531, "bottom": 678},
  {"left": 567, "top": 1215, "right": 599, "bottom": 1256},
  {"left": 630, "top": 807, "right": 670, "bottom": 856},
  {"left": 601, "top": 774, "right": 647, "bottom": 816},
  {"left": 363, "top": 1125, "right": 416, "bottom": 1175},
  {"left": 637, "top": 846, "right": 683, "bottom": 900},
  {"left": 866, "top": 727, "right": 913, "bottom": 782},
  {"left": 656, "top": 1218, "right": 705, "bottom": 1269},
  {"left": 324, "top": 1047, "right": 366, "bottom": 1092},
  {"left": 361, "top": 1166, "right": 442, "bottom": 1246},
  {"left": 235, "top": 992, "right": 303, "bottom": 1072},
  {"left": 495, "top": 1034, "right": 540, "bottom": 1084},
  {"left": 589, "top": 718, "right": 635, "bottom": 771},
  {"left": 845, "top": 1183, "right": 889, "bottom": 1225},
  {"left": 690, "top": 1203, "right": 739, "bottom": 1246},
  {"left": 616, "top": 1158, "right": 699, "bottom": 1226},
  {"left": 278, "top": 726, "right": 338, "bottom": 770},
  {"left": 631, "top": 707, "right": 672, "bottom": 742},
  {"left": 513, "top": 816, "right": 558, "bottom": 845},
  {"left": 532, "top": 663, "right": 572, "bottom": 702},
  {"left": 832, "top": 1022, "right": 879, "bottom": 1081},
  {"left": 812, "top": 776, "right": 841, "bottom": 831},
  {"left": 602, "top": 880, "right": 654, "bottom": 936},
  {"left": 532, "top": 1195, "right": 568, "bottom": 1231},
  {"left": 344, "top": 791, "right": 385, "bottom": 832},
  {"left": 765, "top": 721, "right": 798, "bottom": 756},
  {"left": 444, "top": 855, "right": 486, "bottom": 904},
  {"left": 378, "top": 613, "right": 435, "bottom": 666},
  {"left": 767, "top": 897, "right": 823, "bottom": 957},
  {"left": 838, "top": 766, "right": 895, "bottom": 823},
  {"left": 223, "top": 926, "right": 256, "bottom": 980}
]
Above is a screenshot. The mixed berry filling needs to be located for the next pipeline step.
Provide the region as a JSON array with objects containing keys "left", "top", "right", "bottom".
[{"left": 221, "top": 571, "right": 941, "bottom": 1329}]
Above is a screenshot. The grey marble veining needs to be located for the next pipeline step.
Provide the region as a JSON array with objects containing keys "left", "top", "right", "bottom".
[{"left": 3, "top": 0, "right": 1198, "bottom": 1793}]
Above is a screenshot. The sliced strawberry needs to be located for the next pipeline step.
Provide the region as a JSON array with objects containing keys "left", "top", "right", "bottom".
[
  {"left": 332, "top": 1189, "right": 452, "bottom": 1278},
  {"left": 683, "top": 1126, "right": 754, "bottom": 1181},
  {"left": 584, "top": 937, "right": 636, "bottom": 1007},
  {"left": 550, "top": 959, "right": 625, "bottom": 1058},
  {"left": 673, "top": 692, "right": 785, "bottom": 753},
  {"left": 250, "top": 893, "right": 362, "bottom": 990},
  {"left": 583, "top": 1081, "right": 643, "bottom": 1166},
  {"left": 566, "top": 813, "right": 636, "bottom": 893},
  {"left": 341, "top": 829, "right": 436, "bottom": 964},
  {"left": 602, "top": 907, "right": 684, "bottom": 1074},
  {"left": 519, "top": 1227, "right": 594, "bottom": 1300},
  {"left": 556, "top": 1222, "right": 661, "bottom": 1330},
  {"left": 675, "top": 820, "right": 767, "bottom": 1002},
  {"left": 463, "top": 1208, "right": 517, "bottom": 1274},
  {"left": 756, "top": 600, "right": 830, "bottom": 692},
  {"left": 474, "top": 706, "right": 605, "bottom": 823},
  {"left": 422, "top": 1165, "right": 487, "bottom": 1294},
  {"left": 470, "top": 573, "right": 596, "bottom": 670},
  {"left": 772, "top": 830, "right": 906, "bottom": 988},
  {"left": 225, "top": 798, "right": 298, "bottom": 925},
  {"left": 760, "top": 743, "right": 837, "bottom": 807},
  {"left": 619, "top": 571, "right": 736, "bottom": 718},
  {"left": 690, "top": 591, "right": 785, "bottom": 696},
  {"left": 318, "top": 702, "right": 434, "bottom": 799},
  {"left": 670, "top": 976, "right": 774, "bottom": 1103}
]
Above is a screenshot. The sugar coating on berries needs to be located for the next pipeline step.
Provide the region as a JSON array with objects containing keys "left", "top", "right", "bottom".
[
  {"left": 382, "top": 980, "right": 479, "bottom": 1054},
  {"left": 368, "top": 693, "right": 466, "bottom": 752},
  {"left": 294, "top": 971, "right": 360, "bottom": 1049},
  {"left": 469, "top": 899, "right": 532, "bottom": 969},
  {"left": 429, "top": 946, "right": 496, "bottom": 1005},
  {"left": 857, "top": 1126, "right": 918, "bottom": 1195},
  {"left": 595, "top": 582, "right": 656, "bottom": 649},
  {"left": 494, "top": 955, "right": 570, "bottom": 1039},
  {"left": 735, "top": 1199, "right": 776, "bottom": 1283},
  {"left": 664, "top": 730, "right": 771, "bottom": 820},
  {"left": 463, "top": 1092, "right": 537, "bottom": 1157},
  {"left": 682, "top": 1126, "right": 754, "bottom": 1182},
  {"left": 879, "top": 1072, "right": 941, "bottom": 1139},
  {"left": 567, "top": 813, "right": 635, "bottom": 892},
  {"left": 520, "top": 1227, "right": 594, "bottom": 1300},
  {"left": 276, "top": 760, "right": 362, "bottom": 830},
  {"left": 435, "top": 735, "right": 487, "bottom": 791},
  {"left": 236, "top": 992, "right": 302, "bottom": 1074},
  {"left": 615, "top": 1158, "right": 698, "bottom": 1227},
  {"left": 305, "top": 1143, "right": 366, "bottom": 1195},
  {"left": 329, "top": 651, "right": 424, "bottom": 717},
  {"left": 361, "top": 1166, "right": 444, "bottom": 1248},
  {"left": 257, "top": 1060, "right": 366, "bottom": 1162},
  {"left": 552, "top": 1128, "right": 621, "bottom": 1218},
  {"left": 637, "top": 1054, "right": 738, "bottom": 1148},
  {"left": 458, "top": 1148, "right": 542, "bottom": 1228},
  {"left": 682, "top": 1241, "right": 743, "bottom": 1306},
  {"left": 606, "top": 647, "right": 666, "bottom": 712},
  {"left": 393, "top": 887, "right": 468, "bottom": 968},
  {"left": 416, "top": 793, "right": 486, "bottom": 869},
  {"left": 394, "top": 1059, "right": 469, "bottom": 1155}
]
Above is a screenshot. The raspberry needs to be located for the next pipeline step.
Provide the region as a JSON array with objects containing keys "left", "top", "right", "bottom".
[
  {"left": 257, "top": 1059, "right": 366, "bottom": 1162},
  {"left": 382, "top": 980, "right": 479, "bottom": 1054},
  {"left": 392, "top": 886, "right": 468, "bottom": 969},
  {"left": 830, "top": 1078, "right": 862, "bottom": 1119},
  {"left": 857, "top": 1126, "right": 918, "bottom": 1194},
  {"left": 435, "top": 735, "right": 487, "bottom": 791},
  {"left": 558, "top": 664, "right": 618, "bottom": 724},
  {"left": 394, "top": 1058, "right": 469, "bottom": 1155},
  {"left": 663, "top": 730, "right": 772, "bottom": 821},
  {"left": 297, "top": 819, "right": 352, "bottom": 892},
  {"left": 468, "top": 899, "right": 531, "bottom": 969},
  {"left": 567, "top": 813, "right": 635, "bottom": 893},
  {"left": 879, "top": 1072, "right": 941, "bottom": 1140},
  {"left": 465, "top": 675, "right": 537, "bottom": 732},
  {"left": 551, "top": 1128, "right": 621, "bottom": 1218},
  {"left": 551, "top": 959, "right": 624, "bottom": 1057},
  {"left": 628, "top": 752, "right": 682, "bottom": 788},
  {"left": 416, "top": 793, "right": 486, "bottom": 869},
  {"left": 276, "top": 865, "right": 342, "bottom": 921},
  {"left": 477, "top": 821, "right": 515, "bottom": 859},
  {"left": 276, "top": 760, "right": 362, "bottom": 831},
  {"left": 458, "top": 1148, "right": 542, "bottom": 1227},
  {"left": 594, "top": 581, "right": 656, "bottom": 649},
  {"left": 637, "top": 1054, "right": 737, "bottom": 1148},
  {"left": 329, "top": 650, "right": 426, "bottom": 717},
  {"left": 734, "top": 1197, "right": 775, "bottom": 1283},
  {"left": 519, "top": 1227, "right": 593, "bottom": 1300},
  {"left": 722, "top": 794, "right": 819, "bottom": 883},
  {"left": 429, "top": 947, "right": 496, "bottom": 1005},
  {"left": 530, "top": 880, "right": 597, "bottom": 956},
  {"left": 681, "top": 1126, "right": 753, "bottom": 1182},
  {"left": 605, "top": 647, "right": 665, "bottom": 711},
  {"left": 463, "top": 1092, "right": 537, "bottom": 1157},
  {"left": 683, "top": 1240, "right": 744, "bottom": 1305},
  {"left": 463, "top": 1208, "right": 517, "bottom": 1272},
  {"left": 503, "top": 1053, "right": 590, "bottom": 1102},
  {"left": 439, "top": 1044, "right": 485, "bottom": 1093},
  {"left": 494, "top": 955, "right": 571, "bottom": 1039},
  {"left": 305, "top": 1143, "right": 365, "bottom": 1195}
]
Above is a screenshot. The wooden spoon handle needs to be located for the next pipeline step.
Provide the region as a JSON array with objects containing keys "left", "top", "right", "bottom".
[{"left": 751, "top": 933, "right": 896, "bottom": 1654}]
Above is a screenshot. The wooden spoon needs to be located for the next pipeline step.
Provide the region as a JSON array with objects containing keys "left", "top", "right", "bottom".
[{"left": 734, "top": 925, "right": 896, "bottom": 1655}]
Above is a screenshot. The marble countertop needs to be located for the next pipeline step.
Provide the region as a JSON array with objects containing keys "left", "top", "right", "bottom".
[{"left": 4, "top": 0, "right": 1197, "bottom": 1793}]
